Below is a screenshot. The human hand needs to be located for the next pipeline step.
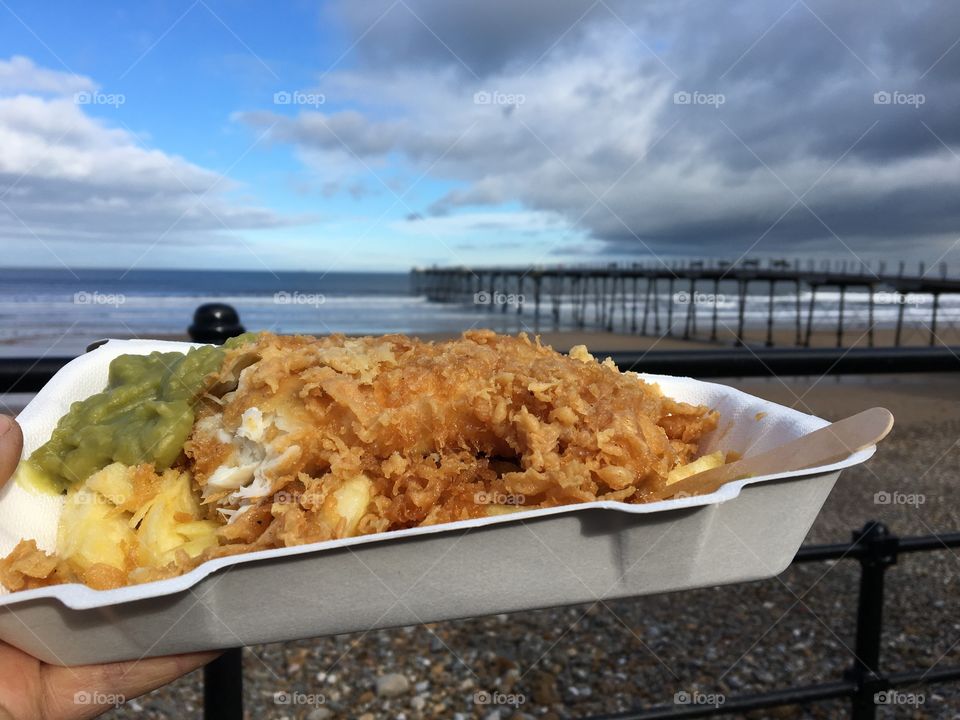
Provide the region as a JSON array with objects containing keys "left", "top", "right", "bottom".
[{"left": 0, "top": 415, "right": 218, "bottom": 720}]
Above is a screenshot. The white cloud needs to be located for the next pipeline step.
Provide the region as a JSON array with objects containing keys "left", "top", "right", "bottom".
[
  {"left": 391, "top": 209, "right": 577, "bottom": 237},
  {"left": 0, "top": 55, "right": 294, "bottom": 264},
  {"left": 0, "top": 56, "right": 95, "bottom": 95}
]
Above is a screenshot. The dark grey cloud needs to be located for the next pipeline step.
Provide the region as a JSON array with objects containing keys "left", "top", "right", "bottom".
[
  {"left": 328, "top": 0, "right": 605, "bottom": 76},
  {"left": 251, "top": 0, "right": 960, "bottom": 261}
]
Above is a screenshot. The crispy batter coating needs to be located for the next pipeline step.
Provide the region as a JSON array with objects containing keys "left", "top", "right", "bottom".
[
  {"left": 1, "top": 331, "right": 719, "bottom": 590},
  {"left": 187, "top": 330, "right": 718, "bottom": 553}
]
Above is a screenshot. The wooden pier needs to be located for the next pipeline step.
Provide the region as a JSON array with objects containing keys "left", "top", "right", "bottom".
[{"left": 411, "top": 259, "right": 960, "bottom": 348}]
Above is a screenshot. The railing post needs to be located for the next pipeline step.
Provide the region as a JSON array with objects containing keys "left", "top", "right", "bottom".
[
  {"left": 204, "top": 647, "right": 244, "bottom": 720},
  {"left": 192, "top": 306, "right": 247, "bottom": 719},
  {"left": 848, "top": 521, "right": 898, "bottom": 720},
  {"left": 188, "top": 303, "right": 245, "bottom": 344}
]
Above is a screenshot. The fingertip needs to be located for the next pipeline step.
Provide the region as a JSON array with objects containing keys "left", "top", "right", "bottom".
[
  {"left": 0, "top": 416, "right": 23, "bottom": 485},
  {"left": 0, "top": 415, "right": 17, "bottom": 438}
]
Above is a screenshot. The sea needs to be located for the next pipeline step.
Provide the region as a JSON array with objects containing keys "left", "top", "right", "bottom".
[{"left": 1, "top": 268, "right": 957, "bottom": 356}]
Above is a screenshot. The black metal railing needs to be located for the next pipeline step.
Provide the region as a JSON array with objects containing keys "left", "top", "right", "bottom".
[{"left": 585, "top": 522, "right": 960, "bottom": 720}]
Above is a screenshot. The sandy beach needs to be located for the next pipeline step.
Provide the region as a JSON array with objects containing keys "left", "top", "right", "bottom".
[
  {"left": 449, "top": 325, "right": 960, "bottom": 351},
  {"left": 86, "top": 322, "right": 960, "bottom": 354}
]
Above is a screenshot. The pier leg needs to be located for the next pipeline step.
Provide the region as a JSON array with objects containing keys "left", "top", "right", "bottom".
[
  {"left": 691, "top": 283, "right": 698, "bottom": 336},
  {"left": 550, "top": 274, "right": 562, "bottom": 330},
  {"left": 683, "top": 278, "right": 695, "bottom": 340},
  {"left": 837, "top": 285, "right": 846, "bottom": 348},
  {"left": 930, "top": 292, "right": 940, "bottom": 346},
  {"left": 794, "top": 279, "right": 802, "bottom": 346},
  {"left": 765, "top": 280, "right": 775, "bottom": 347},
  {"left": 579, "top": 277, "right": 588, "bottom": 329},
  {"left": 598, "top": 276, "right": 605, "bottom": 327},
  {"left": 606, "top": 276, "right": 614, "bottom": 332},
  {"left": 621, "top": 275, "right": 628, "bottom": 332},
  {"left": 894, "top": 295, "right": 905, "bottom": 347},
  {"left": 604, "top": 276, "right": 612, "bottom": 330},
  {"left": 606, "top": 276, "right": 615, "bottom": 332},
  {"left": 804, "top": 285, "right": 817, "bottom": 347},
  {"left": 711, "top": 278, "right": 719, "bottom": 342},
  {"left": 631, "top": 277, "right": 638, "bottom": 333},
  {"left": 552, "top": 275, "right": 561, "bottom": 329},
  {"left": 533, "top": 277, "right": 541, "bottom": 332},
  {"left": 653, "top": 278, "right": 661, "bottom": 333},
  {"left": 605, "top": 276, "right": 612, "bottom": 330},
  {"left": 867, "top": 284, "right": 875, "bottom": 348},
  {"left": 569, "top": 277, "right": 576, "bottom": 326},
  {"left": 574, "top": 277, "right": 581, "bottom": 328},
  {"left": 614, "top": 275, "right": 621, "bottom": 330},
  {"left": 735, "top": 280, "right": 747, "bottom": 347},
  {"left": 594, "top": 277, "right": 602, "bottom": 326},
  {"left": 642, "top": 277, "right": 652, "bottom": 335},
  {"left": 667, "top": 278, "right": 675, "bottom": 336}
]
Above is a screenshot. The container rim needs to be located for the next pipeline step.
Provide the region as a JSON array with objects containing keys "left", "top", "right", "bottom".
[{"left": 0, "top": 338, "right": 875, "bottom": 611}]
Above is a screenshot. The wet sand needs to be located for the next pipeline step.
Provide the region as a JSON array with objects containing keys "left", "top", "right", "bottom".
[{"left": 44, "top": 320, "right": 959, "bottom": 356}]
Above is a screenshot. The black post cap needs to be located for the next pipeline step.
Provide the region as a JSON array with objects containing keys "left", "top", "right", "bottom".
[{"left": 188, "top": 303, "right": 245, "bottom": 344}]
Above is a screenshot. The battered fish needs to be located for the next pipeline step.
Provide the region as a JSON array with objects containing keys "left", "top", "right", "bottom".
[
  {"left": 1, "top": 331, "right": 719, "bottom": 590},
  {"left": 187, "top": 330, "right": 718, "bottom": 553}
]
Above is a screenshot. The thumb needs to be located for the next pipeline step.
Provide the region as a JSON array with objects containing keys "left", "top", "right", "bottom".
[
  {"left": 40, "top": 652, "right": 220, "bottom": 720},
  {"left": 0, "top": 416, "right": 23, "bottom": 485}
]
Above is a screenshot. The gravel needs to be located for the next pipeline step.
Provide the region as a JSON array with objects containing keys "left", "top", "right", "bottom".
[{"left": 96, "top": 412, "right": 960, "bottom": 719}]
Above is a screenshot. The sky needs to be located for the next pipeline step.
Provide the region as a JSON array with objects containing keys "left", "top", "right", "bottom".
[{"left": 1, "top": 0, "right": 959, "bottom": 272}]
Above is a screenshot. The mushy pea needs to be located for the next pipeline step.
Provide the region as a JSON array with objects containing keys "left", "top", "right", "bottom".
[{"left": 22, "top": 334, "right": 257, "bottom": 494}]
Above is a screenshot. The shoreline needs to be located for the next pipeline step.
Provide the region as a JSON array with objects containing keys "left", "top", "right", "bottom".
[{"left": 2, "top": 324, "right": 954, "bottom": 353}]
